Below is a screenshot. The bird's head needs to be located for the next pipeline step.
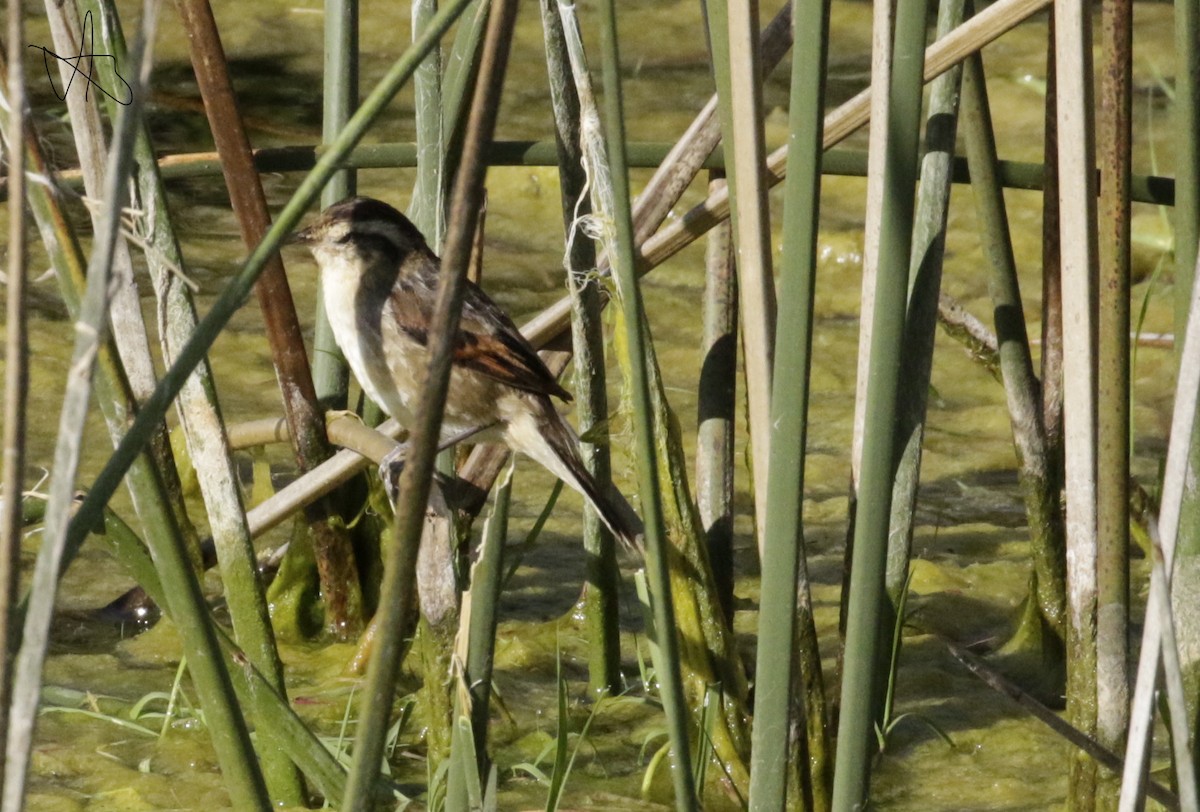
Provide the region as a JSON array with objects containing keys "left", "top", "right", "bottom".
[{"left": 289, "top": 196, "right": 430, "bottom": 272}]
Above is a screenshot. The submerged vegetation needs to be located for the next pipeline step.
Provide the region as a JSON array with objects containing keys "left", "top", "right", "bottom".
[{"left": 0, "top": 0, "right": 1197, "bottom": 809}]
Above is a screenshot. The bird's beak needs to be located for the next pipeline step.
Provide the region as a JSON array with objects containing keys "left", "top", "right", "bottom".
[{"left": 285, "top": 226, "right": 315, "bottom": 246}]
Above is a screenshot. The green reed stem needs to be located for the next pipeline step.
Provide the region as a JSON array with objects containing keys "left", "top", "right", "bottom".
[
  {"left": 540, "top": 0, "right": 621, "bottom": 695},
  {"left": 832, "top": 1, "right": 929, "bottom": 808},
  {"left": 61, "top": 0, "right": 474, "bottom": 591},
  {"left": 747, "top": 0, "right": 831, "bottom": 807},
  {"left": 312, "top": 0, "right": 358, "bottom": 409},
  {"left": 594, "top": 0, "right": 696, "bottom": 808},
  {"left": 441, "top": 0, "right": 488, "bottom": 170},
  {"left": 410, "top": 0, "right": 445, "bottom": 248},
  {"left": 340, "top": 2, "right": 518, "bottom": 807}
]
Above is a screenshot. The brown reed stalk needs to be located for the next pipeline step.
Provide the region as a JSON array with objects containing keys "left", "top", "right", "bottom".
[
  {"left": 176, "top": 0, "right": 366, "bottom": 640},
  {"left": 1095, "top": 3, "right": 1132, "bottom": 803}
]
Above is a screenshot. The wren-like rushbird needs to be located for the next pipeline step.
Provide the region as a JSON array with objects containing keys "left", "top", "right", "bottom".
[{"left": 291, "top": 196, "right": 641, "bottom": 550}]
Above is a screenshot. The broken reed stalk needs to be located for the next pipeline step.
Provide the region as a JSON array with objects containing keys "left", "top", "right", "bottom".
[{"left": 446, "top": 464, "right": 511, "bottom": 805}]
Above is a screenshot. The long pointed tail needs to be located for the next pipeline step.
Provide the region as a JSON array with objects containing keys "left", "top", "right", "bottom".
[{"left": 506, "top": 401, "right": 644, "bottom": 554}]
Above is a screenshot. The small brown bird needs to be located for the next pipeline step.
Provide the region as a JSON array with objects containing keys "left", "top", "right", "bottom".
[{"left": 292, "top": 196, "right": 641, "bottom": 551}]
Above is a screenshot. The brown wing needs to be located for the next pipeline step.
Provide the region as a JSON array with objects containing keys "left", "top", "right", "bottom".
[{"left": 389, "top": 272, "right": 573, "bottom": 402}]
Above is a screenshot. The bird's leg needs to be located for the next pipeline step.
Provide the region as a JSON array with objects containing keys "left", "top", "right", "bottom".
[
  {"left": 379, "top": 442, "right": 408, "bottom": 506},
  {"left": 378, "top": 422, "right": 498, "bottom": 506}
]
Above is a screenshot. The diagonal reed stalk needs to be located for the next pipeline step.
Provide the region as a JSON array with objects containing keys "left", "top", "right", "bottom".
[
  {"left": 46, "top": 0, "right": 201, "bottom": 568},
  {"left": 340, "top": 2, "right": 519, "bottom": 806},
  {"left": 1119, "top": 181, "right": 1200, "bottom": 812},
  {"left": 960, "top": 34, "right": 1067, "bottom": 693}
]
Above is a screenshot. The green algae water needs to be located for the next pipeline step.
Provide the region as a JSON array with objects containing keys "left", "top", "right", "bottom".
[{"left": 3, "top": 1, "right": 1182, "bottom": 809}]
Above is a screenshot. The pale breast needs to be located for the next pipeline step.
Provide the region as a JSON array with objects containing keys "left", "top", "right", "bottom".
[
  {"left": 320, "top": 259, "right": 515, "bottom": 441},
  {"left": 321, "top": 263, "right": 420, "bottom": 427}
]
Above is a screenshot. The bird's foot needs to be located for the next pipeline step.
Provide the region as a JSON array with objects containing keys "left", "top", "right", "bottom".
[
  {"left": 379, "top": 442, "right": 408, "bottom": 505},
  {"left": 324, "top": 408, "right": 363, "bottom": 427}
]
